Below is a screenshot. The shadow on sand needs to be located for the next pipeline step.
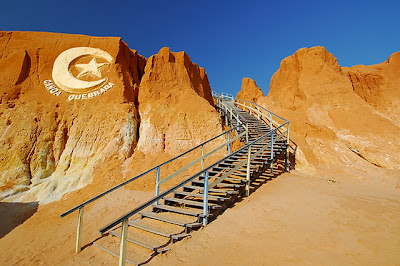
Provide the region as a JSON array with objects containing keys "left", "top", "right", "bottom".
[{"left": 0, "top": 201, "right": 39, "bottom": 239}]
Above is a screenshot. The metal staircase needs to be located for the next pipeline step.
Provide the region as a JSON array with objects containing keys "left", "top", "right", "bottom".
[{"left": 60, "top": 92, "right": 290, "bottom": 265}]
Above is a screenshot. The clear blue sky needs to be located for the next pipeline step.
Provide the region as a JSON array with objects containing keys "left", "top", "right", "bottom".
[{"left": 1, "top": 0, "right": 399, "bottom": 95}]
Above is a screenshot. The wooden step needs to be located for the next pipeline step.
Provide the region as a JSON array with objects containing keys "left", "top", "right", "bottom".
[
  {"left": 183, "top": 185, "right": 239, "bottom": 195},
  {"left": 163, "top": 197, "right": 221, "bottom": 209},
  {"left": 174, "top": 191, "right": 229, "bottom": 202},
  {"left": 229, "top": 172, "right": 247, "bottom": 177},
  {"left": 110, "top": 230, "right": 169, "bottom": 253},
  {"left": 139, "top": 212, "right": 202, "bottom": 228},
  {"left": 192, "top": 180, "right": 244, "bottom": 189},
  {"left": 93, "top": 242, "right": 138, "bottom": 265},
  {"left": 153, "top": 204, "right": 202, "bottom": 217},
  {"left": 128, "top": 220, "right": 190, "bottom": 241},
  {"left": 128, "top": 220, "right": 171, "bottom": 238},
  {"left": 205, "top": 174, "right": 246, "bottom": 183}
]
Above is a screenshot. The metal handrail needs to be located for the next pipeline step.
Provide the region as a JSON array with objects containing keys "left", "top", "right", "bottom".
[
  {"left": 234, "top": 97, "right": 288, "bottom": 123},
  {"left": 213, "top": 91, "right": 234, "bottom": 101},
  {"left": 216, "top": 96, "right": 251, "bottom": 130},
  {"left": 102, "top": 96, "right": 289, "bottom": 265},
  {"left": 230, "top": 96, "right": 290, "bottom": 146},
  {"left": 60, "top": 125, "right": 243, "bottom": 218},
  {"left": 60, "top": 95, "right": 251, "bottom": 254},
  {"left": 215, "top": 92, "right": 291, "bottom": 172},
  {"left": 235, "top": 100, "right": 284, "bottom": 130},
  {"left": 61, "top": 92, "right": 290, "bottom": 262},
  {"left": 98, "top": 122, "right": 287, "bottom": 235}
]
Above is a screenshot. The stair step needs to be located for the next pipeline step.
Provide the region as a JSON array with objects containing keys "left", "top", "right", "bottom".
[
  {"left": 206, "top": 174, "right": 246, "bottom": 183},
  {"left": 128, "top": 220, "right": 171, "bottom": 238},
  {"left": 93, "top": 242, "right": 138, "bottom": 265},
  {"left": 192, "top": 180, "right": 244, "bottom": 188},
  {"left": 110, "top": 230, "right": 169, "bottom": 253},
  {"left": 230, "top": 170, "right": 247, "bottom": 176},
  {"left": 219, "top": 161, "right": 262, "bottom": 167},
  {"left": 153, "top": 204, "right": 202, "bottom": 217},
  {"left": 139, "top": 212, "right": 202, "bottom": 228},
  {"left": 174, "top": 191, "right": 229, "bottom": 202},
  {"left": 183, "top": 185, "right": 239, "bottom": 195},
  {"left": 164, "top": 197, "right": 221, "bottom": 209},
  {"left": 224, "top": 177, "right": 246, "bottom": 183},
  {"left": 170, "top": 233, "right": 192, "bottom": 241},
  {"left": 213, "top": 166, "right": 246, "bottom": 171}
]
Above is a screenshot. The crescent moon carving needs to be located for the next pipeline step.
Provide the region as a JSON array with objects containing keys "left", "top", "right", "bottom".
[{"left": 52, "top": 47, "right": 114, "bottom": 94}]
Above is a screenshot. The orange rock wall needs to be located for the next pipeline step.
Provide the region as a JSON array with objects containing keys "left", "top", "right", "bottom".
[
  {"left": 251, "top": 47, "right": 400, "bottom": 175},
  {"left": 236, "top": 77, "right": 264, "bottom": 103},
  {"left": 343, "top": 52, "right": 400, "bottom": 126},
  {"left": 136, "top": 47, "right": 222, "bottom": 157},
  {"left": 0, "top": 32, "right": 221, "bottom": 203}
]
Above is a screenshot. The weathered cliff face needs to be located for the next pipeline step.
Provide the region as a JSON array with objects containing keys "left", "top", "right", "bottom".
[
  {"left": 0, "top": 31, "right": 146, "bottom": 203},
  {"left": 135, "top": 47, "right": 223, "bottom": 157},
  {"left": 253, "top": 47, "right": 400, "bottom": 175},
  {"left": 236, "top": 77, "right": 264, "bottom": 102},
  {"left": 0, "top": 32, "right": 222, "bottom": 203},
  {"left": 343, "top": 52, "right": 400, "bottom": 126}
]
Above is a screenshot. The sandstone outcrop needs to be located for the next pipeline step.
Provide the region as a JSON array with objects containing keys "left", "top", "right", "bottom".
[
  {"left": 236, "top": 77, "right": 264, "bottom": 102},
  {"left": 254, "top": 47, "right": 400, "bottom": 175},
  {"left": 343, "top": 52, "right": 400, "bottom": 126},
  {"left": 0, "top": 32, "right": 221, "bottom": 203},
  {"left": 137, "top": 47, "right": 221, "bottom": 154},
  {"left": 123, "top": 47, "right": 224, "bottom": 186},
  {"left": 0, "top": 31, "right": 146, "bottom": 202}
]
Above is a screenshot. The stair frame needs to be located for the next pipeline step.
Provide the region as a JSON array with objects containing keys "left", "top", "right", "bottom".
[{"left": 60, "top": 91, "right": 290, "bottom": 265}]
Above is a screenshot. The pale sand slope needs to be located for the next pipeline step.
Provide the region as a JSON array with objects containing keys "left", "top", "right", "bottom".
[
  {"left": 0, "top": 171, "right": 399, "bottom": 265},
  {"left": 152, "top": 171, "right": 400, "bottom": 265}
]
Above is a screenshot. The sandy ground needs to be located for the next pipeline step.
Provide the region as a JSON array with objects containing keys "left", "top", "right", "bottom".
[{"left": 1, "top": 170, "right": 399, "bottom": 265}]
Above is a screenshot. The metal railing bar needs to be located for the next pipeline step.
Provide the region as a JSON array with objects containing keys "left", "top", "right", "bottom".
[
  {"left": 99, "top": 124, "right": 286, "bottom": 235},
  {"left": 61, "top": 125, "right": 244, "bottom": 218},
  {"left": 274, "top": 130, "right": 288, "bottom": 143},
  {"left": 234, "top": 101, "right": 285, "bottom": 130},
  {"left": 159, "top": 131, "right": 246, "bottom": 185},
  {"left": 208, "top": 138, "right": 274, "bottom": 189},
  {"left": 234, "top": 98, "right": 288, "bottom": 122},
  {"left": 219, "top": 101, "right": 247, "bottom": 128}
]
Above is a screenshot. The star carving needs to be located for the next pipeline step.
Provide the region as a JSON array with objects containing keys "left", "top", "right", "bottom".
[{"left": 75, "top": 58, "right": 108, "bottom": 79}]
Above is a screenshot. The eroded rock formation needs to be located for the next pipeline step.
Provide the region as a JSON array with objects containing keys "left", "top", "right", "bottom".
[
  {"left": 122, "top": 48, "right": 225, "bottom": 186},
  {"left": 137, "top": 47, "right": 221, "bottom": 155},
  {"left": 0, "top": 32, "right": 221, "bottom": 203},
  {"left": 236, "top": 77, "right": 264, "bottom": 103},
  {"left": 249, "top": 47, "right": 400, "bottom": 174},
  {"left": 0, "top": 31, "right": 146, "bottom": 202},
  {"left": 343, "top": 52, "right": 400, "bottom": 126}
]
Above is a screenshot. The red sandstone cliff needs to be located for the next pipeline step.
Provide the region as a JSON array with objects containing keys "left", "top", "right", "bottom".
[
  {"left": 343, "top": 52, "right": 400, "bottom": 126},
  {"left": 236, "top": 77, "right": 264, "bottom": 103},
  {"left": 241, "top": 47, "right": 400, "bottom": 177},
  {"left": 0, "top": 32, "right": 221, "bottom": 202}
]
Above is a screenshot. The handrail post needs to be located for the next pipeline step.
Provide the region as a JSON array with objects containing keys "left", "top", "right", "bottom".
[
  {"left": 227, "top": 131, "right": 231, "bottom": 155},
  {"left": 250, "top": 103, "right": 252, "bottom": 115},
  {"left": 201, "top": 144, "right": 205, "bottom": 170},
  {"left": 285, "top": 123, "right": 290, "bottom": 172},
  {"left": 246, "top": 123, "right": 249, "bottom": 143},
  {"left": 119, "top": 219, "right": 129, "bottom": 266},
  {"left": 236, "top": 114, "right": 239, "bottom": 131},
  {"left": 245, "top": 146, "right": 251, "bottom": 196},
  {"left": 75, "top": 207, "right": 84, "bottom": 253},
  {"left": 155, "top": 166, "right": 161, "bottom": 205},
  {"left": 203, "top": 171, "right": 209, "bottom": 226},
  {"left": 270, "top": 132, "right": 274, "bottom": 174},
  {"left": 269, "top": 113, "right": 273, "bottom": 130}
]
